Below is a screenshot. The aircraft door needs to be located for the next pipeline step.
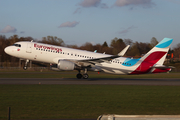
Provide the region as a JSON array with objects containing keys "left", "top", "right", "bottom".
[{"left": 26, "top": 43, "right": 32, "bottom": 53}]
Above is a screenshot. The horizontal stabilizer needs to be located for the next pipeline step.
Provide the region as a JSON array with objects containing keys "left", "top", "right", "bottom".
[{"left": 153, "top": 65, "right": 175, "bottom": 69}]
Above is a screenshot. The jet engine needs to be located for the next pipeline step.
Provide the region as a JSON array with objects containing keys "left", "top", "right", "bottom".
[{"left": 51, "top": 60, "right": 75, "bottom": 71}]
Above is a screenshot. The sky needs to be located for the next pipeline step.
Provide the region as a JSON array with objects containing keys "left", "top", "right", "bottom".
[{"left": 0, "top": 0, "right": 180, "bottom": 48}]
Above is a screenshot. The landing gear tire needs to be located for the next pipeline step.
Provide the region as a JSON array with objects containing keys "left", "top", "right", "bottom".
[
  {"left": 76, "top": 73, "right": 82, "bottom": 79},
  {"left": 83, "top": 74, "right": 89, "bottom": 79},
  {"left": 23, "top": 66, "right": 27, "bottom": 70}
]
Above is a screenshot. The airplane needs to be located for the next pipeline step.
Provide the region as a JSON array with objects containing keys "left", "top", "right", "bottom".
[{"left": 4, "top": 38, "right": 173, "bottom": 79}]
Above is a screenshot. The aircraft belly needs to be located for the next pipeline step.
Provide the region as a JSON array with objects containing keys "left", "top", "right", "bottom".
[
  {"left": 97, "top": 64, "right": 134, "bottom": 75},
  {"left": 102, "top": 69, "right": 126, "bottom": 74}
]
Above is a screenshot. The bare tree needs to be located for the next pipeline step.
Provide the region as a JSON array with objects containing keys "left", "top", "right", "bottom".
[
  {"left": 110, "top": 37, "right": 126, "bottom": 55},
  {"left": 150, "top": 37, "right": 158, "bottom": 47},
  {"left": 173, "top": 43, "right": 180, "bottom": 58},
  {"left": 42, "top": 36, "right": 64, "bottom": 46}
]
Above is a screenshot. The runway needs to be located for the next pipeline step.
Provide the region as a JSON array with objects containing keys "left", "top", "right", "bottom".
[{"left": 1, "top": 78, "right": 180, "bottom": 85}]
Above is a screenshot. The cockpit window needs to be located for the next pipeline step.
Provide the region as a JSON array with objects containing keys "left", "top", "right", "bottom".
[{"left": 12, "top": 44, "right": 21, "bottom": 47}]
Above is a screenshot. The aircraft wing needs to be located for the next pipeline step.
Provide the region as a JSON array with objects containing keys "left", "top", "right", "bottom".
[
  {"left": 53, "top": 45, "right": 130, "bottom": 66},
  {"left": 53, "top": 55, "right": 120, "bottom": 67},
  {"left": 70, "top": 45, "right": 130, "bottom": 65},
  {"left": 76, "top": 55, "right": 120, "bottom": 64}
]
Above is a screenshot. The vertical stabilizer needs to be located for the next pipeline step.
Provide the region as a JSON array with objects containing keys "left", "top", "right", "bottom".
[
  {"left": 140, "top": 38, "right": 173, "bottom": 65},
  {"left": 130, "top": 38, "right": 173, "bottom": 74}
]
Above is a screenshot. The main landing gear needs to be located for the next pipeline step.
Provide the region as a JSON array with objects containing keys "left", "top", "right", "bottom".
[
  {"left": 76, "top": 73, "right": 89, "bottom": 79},
  {"left": 76, "top": 69, "right": 89, "bottom": 79},
  {"left": 23, "top": 59, "right": 29, "bottom": 70}
]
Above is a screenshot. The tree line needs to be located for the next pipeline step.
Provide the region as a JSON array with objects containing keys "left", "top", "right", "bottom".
[{"left": 0, "top": 35, "right": 180, "bottom": 67}]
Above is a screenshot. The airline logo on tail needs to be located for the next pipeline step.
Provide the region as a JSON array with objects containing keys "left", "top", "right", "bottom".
[{"left": 130, "top": 38, "right": 173, "bottom": 74}]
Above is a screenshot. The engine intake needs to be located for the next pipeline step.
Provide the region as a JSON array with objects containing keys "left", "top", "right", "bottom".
[
  {"left": 50, "top": 60, "right": 75, "bottom": 71},
  {"left": 57, "top": 60, "right": 75, "bottom": 71}
]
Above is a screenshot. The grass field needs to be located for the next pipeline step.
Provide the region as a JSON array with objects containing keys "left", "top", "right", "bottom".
[
  {"left": 1, "top": 85, "right": 180, "bottom": 119},
  {"left": 0, "top": 70, "right": 180, "bottom": 119}
]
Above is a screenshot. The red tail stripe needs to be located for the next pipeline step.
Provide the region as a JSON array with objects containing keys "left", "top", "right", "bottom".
[
  {"left": 131, "top": 51, "right": 166, "bottom": 74},
  {"left": 143, "top": 51, "right": 166, "bottom": 64}
]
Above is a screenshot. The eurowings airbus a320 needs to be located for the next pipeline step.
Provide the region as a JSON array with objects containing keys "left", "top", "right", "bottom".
[{"left": 4, "top": 38, "right": 173, "bottom": 79}]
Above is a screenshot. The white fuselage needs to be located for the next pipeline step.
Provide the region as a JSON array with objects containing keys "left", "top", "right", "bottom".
[{"left": 5, "top": 41, "right": 139, "bottom": 74}]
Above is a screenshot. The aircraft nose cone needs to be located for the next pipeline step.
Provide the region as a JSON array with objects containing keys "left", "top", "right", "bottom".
[{"left": 4, "top": 46, "right": 11, "bottom": 55}]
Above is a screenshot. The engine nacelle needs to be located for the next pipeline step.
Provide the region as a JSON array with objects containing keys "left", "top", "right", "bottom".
[
  {"left": 50, "top": 64, "right": 59, "bottom": 71},
  {"left": 57, "top": 60, "right": 75, "bottom": 71}
]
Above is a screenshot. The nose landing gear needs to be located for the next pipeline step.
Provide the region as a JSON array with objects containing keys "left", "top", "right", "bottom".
[{"left": 23, "top": 59, "right": 29, "bottom": 70}]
